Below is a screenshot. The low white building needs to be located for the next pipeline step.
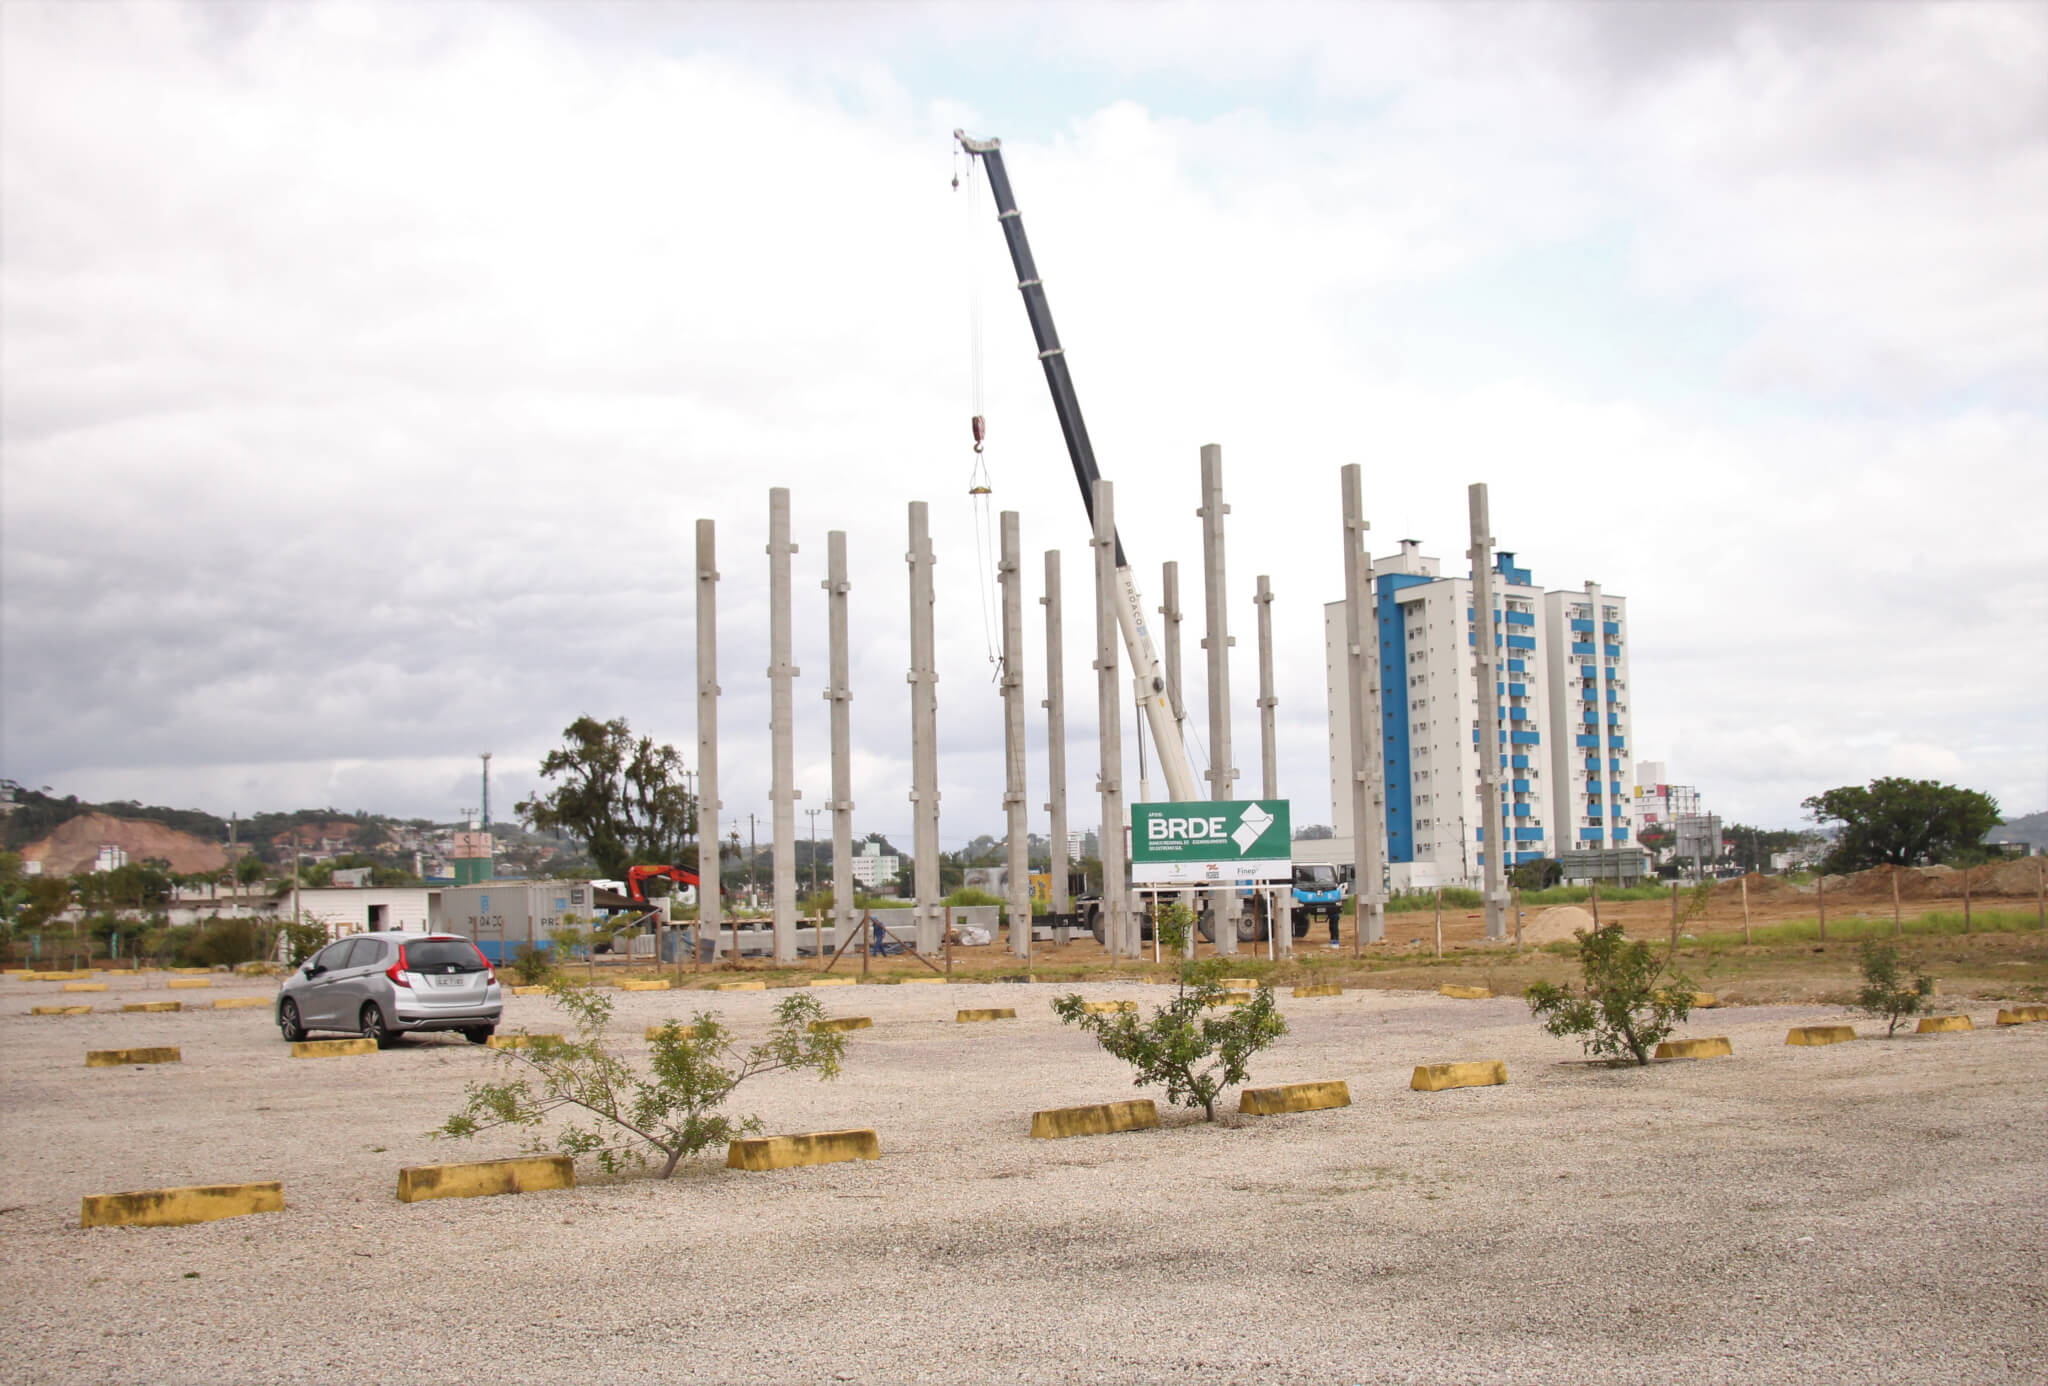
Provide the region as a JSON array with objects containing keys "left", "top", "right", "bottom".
[
  {"left": 850, "top": 842, "right": 900, "bottom": 889},
  {"left": 287, "top": 887, "right": 436, "bottom": 938}
]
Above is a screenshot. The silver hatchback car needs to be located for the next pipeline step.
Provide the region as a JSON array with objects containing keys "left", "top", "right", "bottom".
[{"left": 277, "top": 931, "right": 502, "bottom": 1047}]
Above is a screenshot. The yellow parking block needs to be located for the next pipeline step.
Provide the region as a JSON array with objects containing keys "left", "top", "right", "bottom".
[
  {"left": 1291, "top": 985, "right": 1343, "bottom": 998},
  {"left": 485, "top": 1033, "right": 561, "bottom": 1049},
  {"left": 290, "top": 1038, "right": 377, "bottom": 1058},
  {"left": 123, "top": 1002, "right": 181, "bottom": 1013},
  {"left": 956, "top": 1008, "right": 1017, "bottom": 1023},
  {"left": 1029, "top": 1100, "right": 1159, "bottom": 1140},
  {"left": 810, "top": 1017, "right": 872, "bottom": 1033},
  {"left": 1080, "top": 1000, "right": 1137, "bottom": 1015},
  {"left": 726, "top": 1129, "right": 881, "bottom": 1171},
  {"left": 62, "top": 983, "right": 108, "bottom": 993},
  {"left": 711, "top": 981, "right": 763, "bottom": 992},
  {"left": 1654, "top": 1036, "right": 1733, "bottom": 1060},
  {"left": 619, "top": 979, "right": 671, "bottom": 992},
  {"left": 212, "top": 997, "right": 269, "bottom": 1009},
  {"left": 1996, "top": 1005, "right": 2048, "bottom": 1026},
  {"left": 509, "top": 985, "right": 550, "bottom": 996},
  {"left": 397, "top": 1155, "right": 573, "bottom": 1204},
  {"left": 31, "top": 1005, "right": 93, "bottom": 1016},
  {"left": 86, "top": 1047, "right": 181, "bottom": 1067},
  {"left": 807, "top": 976, "right": 857, "bottom": 987},
  {"left": 1239, "top": 1080, "right": 1351, "bottom": 1116},
  {"left": 1411, "top": 1061, "right": 1508, "bottom": 1092},
  {"left": 167, "top": 979, "right": 212, "bottom": 991},
  {"left": 1439, "top": 985, "right": 1491, "bottom": 1000},
  {"left": 1786, "top": 1025, "right": 1857, "bottom": 1046},
  {"left": 894, "top": 977, "right": 946, "bottom": 985},
  {"left": 1916, "top": 1015, "right": 1973, "bottom": 1034},
  {"left": 81, "top": 1181, "right": 283, "bottom": 1229}
]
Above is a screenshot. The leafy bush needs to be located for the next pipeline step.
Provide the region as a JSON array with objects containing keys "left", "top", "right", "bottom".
[
  {"left": 437, "top": 986, "right": 846, "bottom": 1177},
  {"left": 1525, "top": 923, "right": 1696, "bottom": 1065},
  {"left": 1387, "top": 888, "right": 1484, "bottom": 912},
  {"left": 272, "top": 920, "right": 328, "bottom": 968},
  {"left": 1052, "top": 966, "right": 1287, "bottom": 1121},
  {"left": 510, "top": 942, "right": 556, "bottom": 987},
  {"left": 1856, "top": 940, "right": 1933, "bottom": 1036},
  {"left": 942, "top": 887, "right": 1005, "bottom": 908},
  {"left": 187, "top": 917, "right": 264, "bottom": 968}
]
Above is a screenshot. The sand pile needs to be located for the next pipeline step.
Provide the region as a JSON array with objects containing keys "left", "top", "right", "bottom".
[{"left": 1520, "top": 905, "right": 1596, "bottom": 945}]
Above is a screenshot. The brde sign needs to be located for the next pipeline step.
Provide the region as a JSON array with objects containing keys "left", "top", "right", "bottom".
[{"left": 1129, "top": 799, "right": 1292, "bottom": 886}]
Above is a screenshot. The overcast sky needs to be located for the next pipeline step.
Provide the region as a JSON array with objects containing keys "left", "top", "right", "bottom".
[{"left": 4, "top": 1, "right": 2044, "bottom": 849}]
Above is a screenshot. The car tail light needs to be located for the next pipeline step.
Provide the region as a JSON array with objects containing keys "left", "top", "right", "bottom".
[
  {"left": 386, "top": 944, "right": 412, "bottom": 988},
  {"left": 470, "top": 941, "right": 495, "bottom": 984}
]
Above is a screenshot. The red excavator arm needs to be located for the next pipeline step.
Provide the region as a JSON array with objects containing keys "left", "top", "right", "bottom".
[{"left": 626, "top": 863, "right": 700, "bottom": 903}]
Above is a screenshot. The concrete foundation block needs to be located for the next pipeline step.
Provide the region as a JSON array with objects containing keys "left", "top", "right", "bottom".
[
  {"left": 290, "top": 1038, "right": 377, "bottom": 1058},
  {"left": 1655, "top": 1036, "right": 1734, "bottom": 1060},
  {"left": 1239, "top": 1080, "right": 1352, "bottom": 1116},
  {"left": 86, "top": 1046, "right": 180, "bottom": 1067},
  {"left": 726, "top": 1128, "right": 881, "bottom": 1171},
  {"left": 81, "top": 1181, "right": 283, "bottom": 1229},
  {"left": 1028, "top": 1100, "right": 1161, "bottom": 1140},
  {"left": 1786, "top": 1025, "right": 1857, "bottom": 1046},
  {"left": 396, "top": 1154, "right": 574, "bottom": 1204},
  {"left": 1411, "top": 1061, "right": 1508, "bottom": 1092}
]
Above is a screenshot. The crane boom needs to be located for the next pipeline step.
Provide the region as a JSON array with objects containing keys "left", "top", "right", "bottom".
[{"left": 956, "top": 130, "right": 1202, "bottom": 804}]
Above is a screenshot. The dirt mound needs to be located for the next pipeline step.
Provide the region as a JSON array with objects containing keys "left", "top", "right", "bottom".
[
  {"left": 19, "top": 813, "right": 228, "bottom": 876},
  {"left": 1710, "top": 872, "right": 1798, "bottom": 901},
  {"left": 1521, "top": 905, "right": 1596, "bottom": 945}
]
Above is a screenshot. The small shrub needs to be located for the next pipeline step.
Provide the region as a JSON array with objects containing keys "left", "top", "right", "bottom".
[
  {"left": 1856, "top": 940, "right": 1932, "bottom": 1037},
  {"left": 509, "top": 942, "right": 556, "bottom": 987},
  {"left": 942, "top": 887, "right": 1004, "bottom": 909},
  {"left": 1525, "top": 923, "right": 1696, "bottom": 1066},
  {"left": 437, "top": 986, "right": 845, "bottom": 1177},
  {"left": 1052, "top": 965, "right": 1287, "bottom": 1121}
]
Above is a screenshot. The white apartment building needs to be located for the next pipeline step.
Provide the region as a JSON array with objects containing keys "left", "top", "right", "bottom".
[
  {"left": 849, "top": 840, "right": 901, "bottom": 889},
  {"left": 1543, "top": 582, "right": 1636, "bottom": 854},
  {"left": 1325, "top": 541, "right": 1635, "bottom": 889}
]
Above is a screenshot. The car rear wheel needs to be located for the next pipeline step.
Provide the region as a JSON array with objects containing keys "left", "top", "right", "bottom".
[
  {"left": 361, "top": 1002, "right": 399, "bottom": 1049},
  {"left": 463, "top": 1027, "right": 494, "bottom": 1045},
  {"left": 278, "top": 998, "right": 306, "bottom": 1043}
]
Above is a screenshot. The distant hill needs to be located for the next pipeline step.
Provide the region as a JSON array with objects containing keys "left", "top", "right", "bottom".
[
  {"left": 1989, "top": 810, "right": 2048, "bottom": 851},
  {"left": 20, "top": 813, "right": 229, "bottom": 876}
]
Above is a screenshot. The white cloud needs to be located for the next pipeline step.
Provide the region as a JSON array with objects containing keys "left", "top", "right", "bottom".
[{"left": 3, "top": 1, "right": 2043, "bottom": 845}]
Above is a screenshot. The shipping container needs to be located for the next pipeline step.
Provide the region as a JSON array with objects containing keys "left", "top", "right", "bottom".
[{"left": 429, "top": 880, "right": 599, "bottom": 963}]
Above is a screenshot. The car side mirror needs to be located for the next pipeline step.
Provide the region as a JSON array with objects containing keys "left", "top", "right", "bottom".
[{"left": 303, "top": 962, "right": 321, "bottom": 977}]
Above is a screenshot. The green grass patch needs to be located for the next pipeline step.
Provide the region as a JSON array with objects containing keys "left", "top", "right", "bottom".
[{"left": 1688, "top": 906, "right": 2041, "bottom": 949}]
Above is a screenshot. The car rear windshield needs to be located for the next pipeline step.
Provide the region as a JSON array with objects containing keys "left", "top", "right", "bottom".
[{"left": 403, "top": 940, "right": 485, "bottom": 974}]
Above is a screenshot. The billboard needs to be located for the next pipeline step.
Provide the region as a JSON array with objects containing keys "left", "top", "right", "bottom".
[{"left": 1129, "top": 799, "right": 1291, "bottom": 885}]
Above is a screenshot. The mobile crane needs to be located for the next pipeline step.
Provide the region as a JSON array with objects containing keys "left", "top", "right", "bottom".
[{"left": 954, "top": 131, "right": 1202, "bottom": 807}]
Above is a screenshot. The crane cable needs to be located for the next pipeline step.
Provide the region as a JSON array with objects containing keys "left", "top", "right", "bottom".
[{"left": 955, "top": 149, "right": 1001, "bottom": 679}]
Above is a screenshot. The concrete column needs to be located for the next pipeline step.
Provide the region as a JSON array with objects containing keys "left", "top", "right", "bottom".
[
  {"left": 767, "top": 488, "right": 801, "bottom": 963},
  {"left": 822, "top": 531, "right": 856, "bottom": 949},
  {"left": 1159, "top": 562, "right": 1186, "bottom": 735},
  {"left": 1042, "top": 551, "right": 1070, "bottom": 928},
  {"left": 907, "top": 502, "right": 942, "bottom": 955},
  {"left": 1092, "top": 480, "right": 1129, "bottom": 959},
  {"left": 1000, "top": 511, "right": 1030, "bottom": 960},
  {"left": 1199, "top": 444, "right": 1239, "bottom": 954},
  {"left": 1255, "top": 574, "right": 1291, "bottom": 956},
  {"left": 695, "top": 519, "right": 722, "bottom": 960},
  {"left": 1341, "top": 465, "right": 1386, "bottom": 947},
  {"left": 1468, "top": 483, "right": 1509, "bottom": 940}
]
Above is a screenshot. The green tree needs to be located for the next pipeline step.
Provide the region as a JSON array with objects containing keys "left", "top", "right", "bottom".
[
  {"left": 1525, "top": 923, "right": 1696, "bottom": 1066},
  {"left": 1509, "top": 858, "right": 1563, "bottom": 891},
  {"left": 1052, "top": 958, "right": 1288, "bottom": 1121},
  {"left": 1855, "top": 940, "right": 1933, "bottom": 1037},
  {"left": 517, "top": 716, "right": 696, "bottom": 880},
  {"left": 437, "top": 987, "right": 845, "bottom": 1178},
  {"left": 1801, "top": 778, "right": 2000, "bottom": 873}
]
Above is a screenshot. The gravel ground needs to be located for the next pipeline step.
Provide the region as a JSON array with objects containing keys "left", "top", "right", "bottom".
[{"left": 2, "top": 972, "right": 2043, "bottom": 1385}]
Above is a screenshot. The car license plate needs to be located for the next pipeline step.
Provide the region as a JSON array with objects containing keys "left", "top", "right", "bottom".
[{"left": 430, "top": 976, "right": 462, "bottom": 988}]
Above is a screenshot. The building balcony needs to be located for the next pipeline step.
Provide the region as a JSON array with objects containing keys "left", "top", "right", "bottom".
[
  {"left": 1576, "top": 734, "right": 1599, "bottom": 748},
  {"left": 1511, "top": 730, "right": 1541, "bottom": 745},
  {"left": 1571, "top": 642, "right": 1595, "bottom": 656}
]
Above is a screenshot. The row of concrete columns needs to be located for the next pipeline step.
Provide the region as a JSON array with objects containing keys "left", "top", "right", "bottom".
[{"left": 698, "top": 448, "right": 1403, "bottom": 963}]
